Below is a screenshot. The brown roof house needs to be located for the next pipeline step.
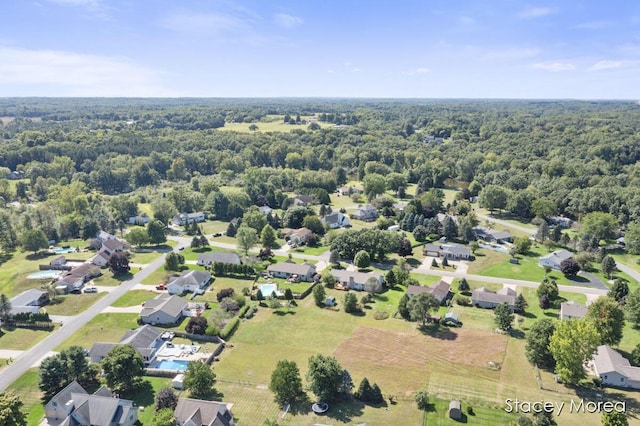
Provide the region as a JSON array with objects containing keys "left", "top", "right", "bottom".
[
  {"left": 174, "top": 397, "right": 236, "bottom": 426},
  {"left": 559, "top": 300, "right": 588, "bottom": 320},
  {"left": 267, "top": 261, "right": 316, "bottom": 282},
  {"left": 406, "top": 280, "right": 452, "bottom": 304},
  {"left": 592, "top": 345, "right": 640, "bottom": 389},
  {"left": 472, "top": 287, "right": 516, "bottom": 311},
  {"left": 45, "top": 380, "right": 137, "bottom": 426}
]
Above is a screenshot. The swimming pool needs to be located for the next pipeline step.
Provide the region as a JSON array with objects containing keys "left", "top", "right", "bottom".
[
  {"left": 50, "top": 247, "right": 78, "bottom": 254},
  {"left": 154, "top": 359, "right": 189, "bottom": 371},
  {"left": 27, "top": 270, "right": 62, "bottom": 280},
  {"left": 259, "top": 283, "right": 278, "bottom": 297}
]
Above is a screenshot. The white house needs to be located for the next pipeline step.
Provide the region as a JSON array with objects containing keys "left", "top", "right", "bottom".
[
  {"left": 167, "top": 270, "right": 211, "bottom": 295},
  {"left": 267, "top": 261, "right": 316, "bottom": 282},
  {"left": 172, "top": 212, "right": 206, "bottom": 226},
  {"left": 350, "top": 204, "right": 378, "bottom": 221},
  {"left": 331, "top": 269, "right": 384, "bottom": 293},
  {"left": 471, "top": 287, "right": 517, "bottom": 311},
  {"left": 539, "top": 249, "right": 573, "bottom": 270},
  {"left": 592, "top": 345, "right": 640, "bottom": 389},
  {"left": 321, "top": 212, "right": 350, "bottom": 229}
]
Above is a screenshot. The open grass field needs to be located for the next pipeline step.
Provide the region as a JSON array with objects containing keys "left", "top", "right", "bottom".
[
  {"left": 0, "top": 325, "right": 55, "bottom": 350},
  {"left": 6, "top": 368, "right": 45, "bottom": 426},
  {"left": 45, "top": 292, "right": 106, "bottom": 315},
  {"left": 111, "top": 289, "right": 157, "bottom": 307},
  {"left": 216, "top": 115, "right": 333, "bottom": 133},
  {"left": 129, "top": 249, "right": 164, "bottom": 264},
  {"left": 55, "top": 313, "right": 139, "bottom": 351},
  {"left": 180, "top": 245, "right": 231, "bottom": 261}
]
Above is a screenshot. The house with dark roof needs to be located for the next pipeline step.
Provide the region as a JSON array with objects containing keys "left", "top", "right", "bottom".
[
  {"left": 539, "top": 249, "right": 573, "bottom": 270},
  {"left": 559, "top": 300, "right": 588, "bottom": 320},
  {"left": 91, "top": 250, "right": 111, "bottom": 267},
  {"left": 592, "top": 345, "right": 640, "bottom": 389},
  {"left": 89, "top": 324, "right": 163, "bottom": 364},
  {"left": 45, "top": 380, "right": 138, "bottom": 425},
  {"left": 472, "top": 287, "right": 516, "bottom": 311},
  {"left": 9, "top": 289, "right": 49, "bottom": 315},
  {"left": 167, "top": 270, "right": 211, "bottom": 295},
  {"left": 423, "top": 244, "right": 471, "bottom": 260},
  {"left": 321, "top": 212, "right": 350, "bottom": 229},
  {"left": 406, "top": 280, "right": 452, "bottom": 304},
  {"left": 173, "top": 212, "right": 206, "bottom": 226},
  {"left": 174, "top": 397, "right": 235, "bottom": 426},
  {"left": 287, "top": 227, "right": 313, "bottom": 245},
  {"left": 140, "top": 294, "right": 189, "bottom": 326},
  {"left": 56, "top": 263, "right": 102, "bottom": 292},
  {"left": 350, "top": 204, "right": 378, "bottom": 221},
  {"left": 331, "top": 269, "right": 384, "bottom": 293},
  {"left": 102, "top": 238, "right": 125, "bottom": 255},
  {"left": 293, "top": 195, "right": 314, "bottom": 206},
  {"left": 267, "top": 261, "right": 316, "bottom": 282},
  {"left": 128, "top": 213, "right": 150, "bottom": 225},
  {"left": 196, "top": 252, "right": 241, "bottom": 267},
  {"left": 473, "top": 227, "right": 513, "bottom": 243}
]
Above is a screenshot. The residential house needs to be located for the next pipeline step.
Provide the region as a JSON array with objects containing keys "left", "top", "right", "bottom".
[
  {"left": 287, "top": 227, "right": 313, "bottom": 245},
  {"left": 128, "top": 213, "right": 150, "bottom": 225},
  {"left": 196, "top": 252, "right": 241, "bottom": 267},
  {"left": 423, "top": 244, "right": 471, "bottom": 260},
  {"left": 350, "top": 204, "right": 378, "bottom": 221},
  {"left": 5, "top": 170, "right": 25, "bottom": 180},
  {"left": 140, "top": 294, "right": 189, "bottom": 326},
  {"left": 174, "top": 397, "right": 236, "bottom": 426},
  {"left": 549, "top": 216, "right": 573, "bottom": 228},
  {"left": 473, "top": 227, "right": 513, "bottom": 243},
  {"left": 331, "top": 269, "right": 384, "bottom": 293},
  {"left": 89, "top": 324, "right": 163, "bottom": 364},
  {"left": 167, "top": 270, "right": 211, "bottom": 295},
  {"left": 424, "top": 135, "right": 445, "bottom": 144},
  {"left": 321, "top": 212, "right": 350, "bottom": 229},
  {"left": 49, "top": 256, "right": 68, "bottom": 269},
  {"left": 559, "top": 300, "right": 588, "bottom": 320},
  {"left": 96, "top": 230, "right": 116, "bottom": 243},
  {"left": 9, "top": 289, "right": 49, "bottom": 315},
  {"left": 173, "top": 212, "right": 206, "bottom": 226},
  {"left": 45, "top": 380, "right": 137, "bottom": 425},
  {"left": 102, "top": 238, "right": 125, "bottom": 255},
  {"left": 56, "top": 263, "right": 101, "bottom": 293},
  {"left": 258, "top": 205, "right": 272, "bottom": 215},
  {"left": 393, "top": 202, "right": 407, "bottom": 212},
  {"left": 406, "top": 280, "right": 452, "bottom": 304},
  {"left": 538, "top": 249, "right": 573, "bottom": 270},
  {"left": 472, "top": 287, "right": 517, "bottom": 311},
  {"left": 592, "top": 345, "right": 640, "bottom": 389},
  {"left": 292, "top": 195, "right": 314, "bottom": 206},
  {"left": 91, "top": 250, "right": 111, "bottom": 268},
  {"left": 267, "top": 261, "right": 316, "bottom": 282},
  {"left": 337, "top": 186, "right": 363, "bottom": 196}
]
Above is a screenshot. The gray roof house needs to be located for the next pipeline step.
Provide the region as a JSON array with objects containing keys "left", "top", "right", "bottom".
[
  {"left": 45, "top": 380, "right": 137, "bottom": 426},
  {"left": 267, "top": 261, "right": 316, "bottom": 282},
  {"left": 350, "top": 204, "right": 378, "bottom": 221},
  {"left": 331, "top": 269, "right": 384, "bottom": 293},
  {"left": 167, "top": 270, "right": 212, "bottom": 295},
  {"left": 539, "top": 249, "right": 573, "bottom": 270},
  {"left": 10, "top": 289, "right": 49, "bottom": 315},
  {"left": 197, "top": 252, "right": 241, "bottom": 267},
  {"left": 406, "top": 280, "right": 452, "bottom": 304},
  {"left": 173, "top": 212, "right": 206, "bottom": 226},
  {"left": 321, "top": 212, "right": 350, "bottom": 229},
  {"left": 174, "top": 397, "right": 236, "bottom": 426},
  {"left": 559, "top": 300, "right": 588, "bottom": 320},
  {"left": 472, "top": 287, "right": 517, "bottom": 311},
  {"left": 89, "top": 325, "right": 163, "bottom": 364},
  {"left": 423, "top": 244, "right": 471, "bottom": 260},
  {"left": 592, "top": 345, "right": 640, "bottom": 389},
  {"left": 140, "top": 294, "right": 189, "bottom": 326},
  {"left": 473, "top": 227, "right": 513, "bottom": 243}
]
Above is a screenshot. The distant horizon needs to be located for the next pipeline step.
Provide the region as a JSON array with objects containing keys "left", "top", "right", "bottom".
[{"left": 2, "top": 1, "right": 639, "bottom": 98}]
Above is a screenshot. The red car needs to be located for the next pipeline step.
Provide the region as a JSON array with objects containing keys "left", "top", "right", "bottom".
[{"left": 155, "top": 284, "right": 167, "bottom": 290}]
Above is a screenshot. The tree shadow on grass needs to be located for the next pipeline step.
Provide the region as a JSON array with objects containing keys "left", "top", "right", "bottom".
[
  {"left": 418, "top": 325, "right": 458, "bottom": 340},
  {"left": 544, "top": 311, "right": 558, "bottom": 318},
  {"left": 406, "top": 258, "right": 421, "bottom": 268},
  {"left": 26, "top": 252, "right": 51, "bottom": 261},
  {"left": 272, "top": 309, "right": 296, "bottom": 316},
  {"left": 0, "top": 252, "right": 13, "bottom": 267},
  {"left": 122, "top": 380, "right": 155, "bottom": 409},
  {"left": 113, "top": 272, "right": 134, "bottom": 282},
  {"left": 324, "top": 399, "right": 365, "bottom": 423},
  {"left": 510, "top": 329, "right": 525, "bottom": 339},
  {"left": 288, "top": 394, "right": 312, "bottom": 415}
]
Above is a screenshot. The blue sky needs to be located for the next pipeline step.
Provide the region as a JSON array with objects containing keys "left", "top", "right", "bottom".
[{"left": 1, "top": 0, "right": 639, "bottom": 98}]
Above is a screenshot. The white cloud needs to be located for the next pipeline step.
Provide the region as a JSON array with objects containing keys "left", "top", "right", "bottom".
[
  {"left": 0, "top": 46, "right": 174, "bottom": 96},
  {"left": 159, "top": 11, "right": 252, "bottom": 35},
  {"left": 574, "top": 21, "right": 610, "bottom": 30},
  {"left": 533, "top": 62, "right": 576, "bottom": 72},
  {"left": 589, "top": 60, "right": 623, "bottom": 71},
  {"left": 46, "top": 0, "right": 112, "bottom": 19},
  {"left": 458, "top": 16, "right": 476, "bottom": 25},
  {"left": 518, "top": 6, "right": 554, "bottom": 19},
  {"left": 484, "top": 47, "right": 541, "bottom": 60},
  {"left": 402, "top": 67, "right": 430, "bottom": 75},
  {"left": 274, "top": 13, "right": 303, "bottom": 29}
]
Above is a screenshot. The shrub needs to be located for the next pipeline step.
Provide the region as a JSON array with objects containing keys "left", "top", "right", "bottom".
[
  {"left": 455, "top": 295, "right": 471, "bottom": 306},
  {"left": 205, "top": 324, "right": 220, "bottom": 337},
  {"left": 237, "top": 304, "right": 251, "bottom": 319},
  {"left": 220, "top": 317, "right": 240, "bottom": 340},
  {"left": 216, "top": 288, "right": 235, "bottom": 302},
  {"left": 373, "top": 311, "right": 389, "bottom": 320}
]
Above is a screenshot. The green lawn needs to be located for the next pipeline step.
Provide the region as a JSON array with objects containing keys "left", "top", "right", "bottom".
[
  {"left": 129, "top": 249, "right": 164, "bottom": 264},
  {"left": 111, "top": 289, "right": 157, "bottom": 307},
  {"left": 292, "top": 245, "right": 330, "bottom": 256},
  {"left": 0, "top": 326, "right": 54, "bottom": 350},
  {"left": 121, "top": 377, "right": 176, "bottom": 425},
  {"left": 216, "top": 115, "right": 332, "bottom": 133},
  {"left": 422, "top": 398, "right": 517, "bottom": 425},
  {"left": 55, "top": 313, "right": 139, "bottom": 351},
  {"left": 199, "top": 220, "right": 232, "bottom": 235},
  {"left": 180, "top": 245, "right": 230, "bottom": 261},
  {"left": 141, "top": 265, "right": 178, "bottom": 285},
  {"left": 45, "top": 292, "right": 106, "bottom": 315},
  {"left": 6, "top": 368, "right": 44, "bottom": 426}
]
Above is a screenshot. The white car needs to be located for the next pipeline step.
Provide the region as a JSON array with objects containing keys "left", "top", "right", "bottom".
[{"left": 83, "top": 286, "right": 98, "bottom": 293}]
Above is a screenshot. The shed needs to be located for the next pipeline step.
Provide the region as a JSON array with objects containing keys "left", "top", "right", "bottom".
[
  {"left": 448, "top": 400, "right": 462, "bottom": 420},
  {"left": 325, "top": 296, "right": 336, "bottom": 307},
  {"left": 172, "top": 373, "right": 184, "bottom": 390}
]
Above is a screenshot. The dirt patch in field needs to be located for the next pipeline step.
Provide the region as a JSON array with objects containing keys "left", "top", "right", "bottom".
[{"left": 335, "top": 326, "right": 507, "bottom": 370}]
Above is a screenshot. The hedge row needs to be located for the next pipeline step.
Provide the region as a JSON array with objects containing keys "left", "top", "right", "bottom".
[{"left": 220, "top": 317, "right": 240, "bottom": 340}]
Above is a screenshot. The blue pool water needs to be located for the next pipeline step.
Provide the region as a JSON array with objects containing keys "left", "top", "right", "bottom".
[
  {"left": 259, "top": 283, "right": 278, "bottom": 297},
  {"left": 27, "top": 270, "right": 62, "bottom": 279},
  {"left": 51, "top": 247, "right": 78, "bottom": 254},
  {"left": 155, "top": 359, "right": 189, "bottom": 371}
]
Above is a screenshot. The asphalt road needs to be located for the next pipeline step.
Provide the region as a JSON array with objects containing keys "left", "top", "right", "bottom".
[{"left": 0, "top": 248, "right": 173, "bottom": 392}]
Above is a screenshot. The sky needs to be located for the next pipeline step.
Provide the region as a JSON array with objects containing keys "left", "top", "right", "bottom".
[{"left": 1, "top": 0, "right": 640, "bottom": 99}]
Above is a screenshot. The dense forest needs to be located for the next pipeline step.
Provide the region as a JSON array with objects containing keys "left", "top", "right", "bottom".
[{"left": 0, "top": 98, "right": 639, "bottom": 249}]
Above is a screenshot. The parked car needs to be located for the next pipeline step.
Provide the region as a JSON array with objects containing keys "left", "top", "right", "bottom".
[
  {"left": 83, "top": 286, "right": 98, "bottom": 293},
  {"left": 156, "top": 284, "right": 167, "bottom": 290}
]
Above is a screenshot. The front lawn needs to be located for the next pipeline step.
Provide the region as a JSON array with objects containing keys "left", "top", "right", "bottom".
[
  {"left": 0, "top": 326, "right": 55, "bottom": 350},
  {"left": 111, "top": 289, "right": 157, "bottom": 307},
  {"left": 6, "top": 368, "right": 44, "bottom": 426},
  {"left": 55, "top": 313, "right": 139, "bottom": 351},
  {"left": 45, "top": 292, "right": 106, "bottom": 315}
]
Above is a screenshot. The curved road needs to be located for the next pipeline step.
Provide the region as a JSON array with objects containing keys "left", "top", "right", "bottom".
[{"left": 0, "top": 247, "right": 174, "bottom": 392}]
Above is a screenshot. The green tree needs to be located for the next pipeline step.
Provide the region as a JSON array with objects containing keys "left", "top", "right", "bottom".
[
  {"left": 343, "top": 292, "right": 358, "bottom": 313},
  {"left": 608, "top": 279, "right": 629, "bottom": 303},
  {"left": 601, "top": 255, "right": 617, "bottom": 280},
  {"left": 363, "top": 173, "right": 386, "bottom": 200},
  {"left": 236, "top": 225, "right": 258, "bottom": 254},
  {"left": 398, "top": 293, "right": 410, "bottom": 319},
  {"left": 525, "top": 318, "right": 556, "bottom": 368},
  {"left": 480, "top": 185, "right": 508, "bottom": 213},
  {"left": 125, "top": 227, "right": 150, "bottom": 247},
  {"left": 260, "top": 224, "right": 277, "bottom": 248},
  {"left": 149, "top": 408, "right": 175, "bottom": 426},
  {"left": 39, "top": 346, "right": 97, "bottom": 399},
  {"left": 601, "top": 411, "right": 628, "bottom": 426},
  {"left": 313, "top": 283, "right": 326, "bottom": 307},
  {"left": 155, "top": 387, "right": 178, "bottom": 411},
  {"left": 306, "top": 354, "right": 343, "bottom": 402},
  {"left": 581, "top": 212, "right": 618, "bottom": 240},
  {"left": 303, "top": 215, "right": 325, "bottom": 236},
  {"left": 183, "top": 361, "right": 216, "bottom": 398},
  {"left": 0, "top": 391, "right": 26, "bottom": 426},
  {"left": 0, "top": 294, "right": 11, "bottom": 325},
  {"left": 548, "top": 319, "right": 599, "bottom": 385},
  {"left": 147, "top": 219, "right": 167, "bottom": 245},
  {"left": 560, "top": 258, "right": 580, "bottom": 275},
  {"left": 21, "top": 228, "right": 48, "bottom": 253},
  {"left": 624, "top": 221, "right": 640, "bottom": 254},
  {"left": 585, "top": 297, "right": 625, "bottom": 346},
  {"left": 354, "top": 377, "right": 372, "bottom": 402},
  {"left": 108, "top": 251, "right": 130, "bottom": 275},
  {"left": 625, "top": 288, "right": 640, "bottom": 327},
  {"left": 354, "top": 250, "right": 371, "bottom": 269},
  {"left": 152, "top": 199, "right": 177, "bottom": 226},
  {"left": 269, "top": 360, "right": 304, "bottom": 406},
  {"left": 414, "top": 388, "right": 429, "bottom": 410},
  {"left": 164, "top": 252, "right": 185, "bottom": 271},
  {"left": 408, "top": 292, "right": 440, "bottom": 326},
  {"left": 515, "top": 293, "right": 528, "bottom": 314},
  {"left": 514, "top": 236, "right": 532, "bottom": 255},
  {"left": 534, "top": 410, "right": 557, "bottom": 426},
  {"left": 329, "top": 249, "right": 341, "bottom": 265},
  {"left": 101, "top": 344, "right": 145, "bottom": 392},
  {"left": 242, "top": 206, "right": 268, "bottom": 233},
  {"left": 537, "top": 279, "right": 559, "bottom": 301},
  {"left": 494, "top": 303, "right": 514, "bottom": 332},
  {"left": 536, "top": 221, "right": 549, "bottom": 242},
  {"left": 458, "top": 278, "right": 470, "bottom": 293}
]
